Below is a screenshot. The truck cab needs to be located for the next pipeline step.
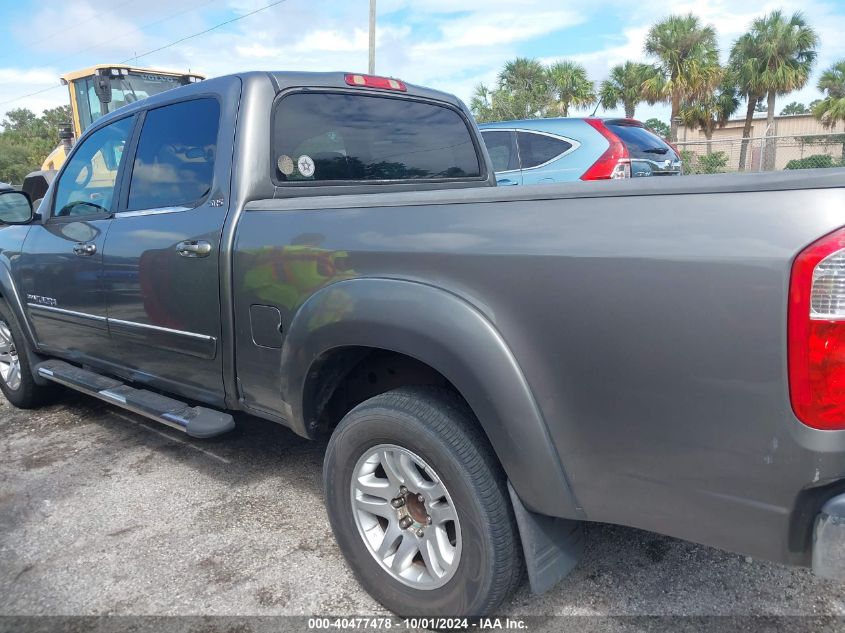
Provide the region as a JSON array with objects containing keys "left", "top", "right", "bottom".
[{"left": 23, "top": 65, "right": 204, "bottom": 205}]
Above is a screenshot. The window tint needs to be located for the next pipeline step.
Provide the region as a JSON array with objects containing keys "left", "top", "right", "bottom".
[
  {"left": 605, "top": 122, "right": 677, "bottom": 160},
  {"left": 517, "top": 131, "right": 572, "bottom": 169},
  {"left": 481, "top": 130, "right": 519, "bottom": 172},
  {"left": 127, "top": 98, "right": 219, "bottom": 211},
  {"left": 273, "top": 93, "right": 480, "bottom": 182},
  {"left": 53, "top": 116, "right": 133, "bottom": 218}
]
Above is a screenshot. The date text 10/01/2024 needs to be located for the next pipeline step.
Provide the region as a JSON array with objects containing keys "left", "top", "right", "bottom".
[{"left": 307, "top": 617, "right": 528, "bottom": 630}]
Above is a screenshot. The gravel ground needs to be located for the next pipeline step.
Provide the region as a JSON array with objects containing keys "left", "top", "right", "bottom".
[{"left": 1, "top": 391, "right": 844, "bottom": 628}]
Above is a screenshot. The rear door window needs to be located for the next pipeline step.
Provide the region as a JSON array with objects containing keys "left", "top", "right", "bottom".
[
  {"left": 127, "top": 98, "right": 220, "bottom": 211},
  {"left": 604, "top": 122, "right": 677, "bottom": 160},
  {"left": 481, "top": 130, "right": 519, "bottom": 172},
  {"left": 272, "top": 93, "right": 481, "bottom": 183},
  {"left": 517, "top": 131, "right": 573, "bottom": 169}
]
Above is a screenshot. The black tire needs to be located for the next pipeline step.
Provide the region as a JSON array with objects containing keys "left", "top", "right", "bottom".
[
  {"left": 324, "top": 386, "right": 523, "bottom": 617},
  {"left": 0, "top": 301, "right": 56, "bottom": 409}
]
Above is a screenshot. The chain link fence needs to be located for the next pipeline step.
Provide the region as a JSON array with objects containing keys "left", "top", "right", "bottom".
[{"left": 674, "top": 133, "right": 845, "bottom": 174}]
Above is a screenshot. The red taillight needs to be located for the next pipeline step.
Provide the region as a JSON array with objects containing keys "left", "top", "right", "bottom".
[
  {"left": 581, "top": 119, "right": 630, "bottom": 180},
  {"left": 788, "top": 226, "right": 845, "bottom": 430},
  {"left": 344, "top": 74, "right": 407, "bottom": 91}
]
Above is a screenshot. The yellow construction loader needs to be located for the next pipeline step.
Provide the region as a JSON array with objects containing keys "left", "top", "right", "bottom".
[{"left": 22, "top": 64, "right": 203, "bottom": 204}]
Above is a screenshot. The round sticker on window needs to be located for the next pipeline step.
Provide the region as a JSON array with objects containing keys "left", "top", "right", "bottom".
[
  {"left": 277, "top": 154, "right": 294, "bottom": 176},
  {"left": 297, "top": 155, "right": 315, "bottom": 178}
]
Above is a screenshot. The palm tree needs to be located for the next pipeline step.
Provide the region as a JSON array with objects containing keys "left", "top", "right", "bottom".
[
  {"left": 546, "top": 61, "right": 596, "bottom": 116},
  {"left": 470, "top": 84, "right": 495, "bottom": 123},
  {"left": 495, "top": 57, "right": 550, "bottom": 119},
  {"left": 781, "top": 101, "right": 808, "bottom": 115},
  {"left": 599, "top": 62, "right": 659, "bottom": 118},
  {"left": 812, "top": 60, "right": 845, "bottom": 159},
  {"left": 679, "top": 75, "right": 740, "bottom": 154},
  {"left": 730, "top": 30, "right": 767, "bottom": 171},
  {"left": 644, "top": 13, "right": 721, "bottom": 142},
  {"left": 745, "top": 11, "right": 818, "bottom": 169}
]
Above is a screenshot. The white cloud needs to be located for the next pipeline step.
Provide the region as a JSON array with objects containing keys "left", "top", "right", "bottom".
[
  {"left": 0, "top": 68, "right": 58, "bottom": 85},
  {"left": 436, "top": 11, "right": 584, "bottom": 48},
  {"left": 2, "top": 0, "right": 844, "bottom": 128}
]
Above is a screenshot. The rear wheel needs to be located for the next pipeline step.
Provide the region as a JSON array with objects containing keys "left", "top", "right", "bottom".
[
  {"left": 323, "top": 386, "right": 522, "bottom": 616},
  {"left": 0, "top": 302, "right": 55, "bottom": 408}
]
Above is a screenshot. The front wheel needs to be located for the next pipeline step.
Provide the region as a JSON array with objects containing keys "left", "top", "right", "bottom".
[{"left": 323, "top": 387, "right": 523, "bottom": 617}]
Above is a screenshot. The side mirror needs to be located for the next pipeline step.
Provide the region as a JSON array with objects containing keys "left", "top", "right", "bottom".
[
  {"left": 93, "top": 74, "right": 112, "bottom": 106},
  {"left": 0, "top": 191, "right": 34, "bottom": 225}
]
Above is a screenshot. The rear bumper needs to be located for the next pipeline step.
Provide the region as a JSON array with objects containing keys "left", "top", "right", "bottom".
[{"left": 812, "top": 493, "right": 845, "bottom": 579}]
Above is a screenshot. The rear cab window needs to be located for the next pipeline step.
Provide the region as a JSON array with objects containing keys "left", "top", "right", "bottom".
[{"left": 272, "top": 92, "right": 482, "bottom": 184}]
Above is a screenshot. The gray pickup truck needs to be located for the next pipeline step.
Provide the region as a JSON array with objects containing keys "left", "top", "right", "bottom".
[{"left": 0, "top": 71, "right": 843, "bottom": 616}]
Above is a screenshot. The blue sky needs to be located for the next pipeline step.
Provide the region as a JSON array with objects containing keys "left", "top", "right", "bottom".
[{"left": 2, "top": 0, "right": 845, "bottom": 124}]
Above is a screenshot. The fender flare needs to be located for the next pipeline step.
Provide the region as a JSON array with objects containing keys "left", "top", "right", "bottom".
[
  {"left": 0, "top": 258, "right": 37, "bottom": 349},
  {"left": 0, "top": 257, "right": 48, "bottom": 383},
  {"left": 280, "top": 277, "right": 580, "bottom": 518}
]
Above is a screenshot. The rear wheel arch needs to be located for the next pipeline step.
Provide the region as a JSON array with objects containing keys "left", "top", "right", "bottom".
[{"left": 281, "top": 277, "right": 581, "bottom": 519}]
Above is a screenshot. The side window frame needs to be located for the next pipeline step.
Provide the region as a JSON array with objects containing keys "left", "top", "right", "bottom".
[
  {"left": 515, "top": 130, "right": 580, "bottom": 171},
  {"left": 269, "top": 87, "right": 488, "bottom": 188},
  {"left": 115, "top": 95, "right": 222, "bottom": 217},
  {"left": 48, "top": 113, "right": 137, "bottom": 223}
]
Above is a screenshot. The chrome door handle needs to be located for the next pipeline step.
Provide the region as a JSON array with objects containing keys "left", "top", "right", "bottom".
[
  {"left": 176, "top": 240, "right": 212, "bottom": 258},
  {"left": 73, "top": 242, "right": 96, "bottom": 256}
]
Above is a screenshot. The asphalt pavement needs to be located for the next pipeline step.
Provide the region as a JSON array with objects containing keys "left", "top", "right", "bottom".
[{"left": 1, "top": 390, "right": 843, "bottom": 628}]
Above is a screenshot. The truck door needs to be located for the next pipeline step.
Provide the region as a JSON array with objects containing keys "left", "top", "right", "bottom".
[
  {"left": 18, "top": 115, "right": 134, "bottom": 360},
  {"left": 99, "top": 97, "right": 230, "bottom": 406}
]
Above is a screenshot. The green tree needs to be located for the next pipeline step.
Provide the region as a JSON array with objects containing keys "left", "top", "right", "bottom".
[
  {"left": 0, "top": 141, "right": 33, "bottom": 185},
  {"left": 781, "top": 101, "right": 808, "bottom": 115},
  {"left": 731, "top": 33, "right": 767, "bottom": 171},
  {"left": 497, "top": 57, "right": 550, "bottom": 118},
  {"left": 679, "top": 76, "right": 740, "bottom": 154},
  {"left": 744, "top": 10, "right": 818, "bottom": 169},
  {"left": 471, "top": 57, "right": 552, "bottom": 123},
  {"left": 812, "top": 60, "right": 845, "bottom": 159},
  {"left": 599, "top": 62, "right": 659, "bottom": 118},
  {"left": 644, "top": 118, "right": 670, "bottom": 138},
  {"left": 470, "top": 84, "right": 496, "bottom": 123},
  {"left": 644, "top": 13, "right": 721, "bottom": 142},
  {"left": 547, "top": 60, "right": 596, "bottom": 116},
  {"left": 0, "top": 105, "right": 72, "bottom": 184}
]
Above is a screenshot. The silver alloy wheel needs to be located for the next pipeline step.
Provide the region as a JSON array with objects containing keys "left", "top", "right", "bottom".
[
  {"left": 0, "top": 320, "right": 20, "bottom": 390},
  {"left": 350, "top": 444, "right": 462, "bottom": 589}
]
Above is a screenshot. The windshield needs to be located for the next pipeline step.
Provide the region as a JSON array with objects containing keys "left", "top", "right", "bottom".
[
  {"left": 605, "top": 122, "right": 677, "bottom": 160},
  {"left": 74, "top": 71, "right": 185, "bottom": 130}
]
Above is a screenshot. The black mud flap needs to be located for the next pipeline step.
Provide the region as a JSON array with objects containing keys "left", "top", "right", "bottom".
[{"left": 508, "top": 481, "right": 584, "bottom": 594}]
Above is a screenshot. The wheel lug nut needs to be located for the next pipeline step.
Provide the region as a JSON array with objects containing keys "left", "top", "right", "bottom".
[
  {"left": 426, "top": 516, "right": 432, "bottom": 525},
  {"left": 399, "top": 516, "right": 413, "bottom": 530},
  {"left": 390, "top": 497, "right": 405, "bottom": 508},
  {"left": 416, "top": 528, "right": 424, "bottom": 537},
  {"left": 399, "top": 486, "right": 407, "bottom": 494},
  {"left": 417, "top": 494, "right": 424, "bottom": 503}
]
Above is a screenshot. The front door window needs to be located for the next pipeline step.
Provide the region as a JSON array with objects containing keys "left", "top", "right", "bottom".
[{"left": 52, "top": 116, "right": 133, "bottom": 218}]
